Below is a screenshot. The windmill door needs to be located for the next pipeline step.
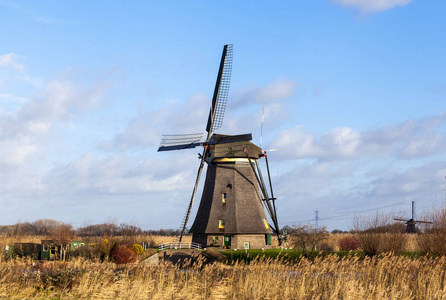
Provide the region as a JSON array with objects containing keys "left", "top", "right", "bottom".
[{"left": 224, "top": 236, "right": 231, "bottom": 248}]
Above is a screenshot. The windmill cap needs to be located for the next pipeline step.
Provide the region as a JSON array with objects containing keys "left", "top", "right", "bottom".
[{"left": 205, "top": 133, "right": 253, "bottom": 145}]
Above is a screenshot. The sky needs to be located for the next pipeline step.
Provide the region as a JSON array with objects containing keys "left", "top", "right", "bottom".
[{"left": 1, "top": 0, "right": 446, "bottom": 231}]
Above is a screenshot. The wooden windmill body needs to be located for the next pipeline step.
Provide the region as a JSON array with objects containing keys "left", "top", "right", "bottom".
[
  {"left": 189, "top": 135, "right": 272, "bottom": 249},
  {"left": 158, "top": 45, "right": 281, "bottom": 249}
]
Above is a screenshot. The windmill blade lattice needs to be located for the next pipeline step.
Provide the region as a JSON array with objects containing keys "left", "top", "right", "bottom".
[
  {"left": 158, "top": 133, "right": 204, "bottom": 151},
  {"left": 206, "top": 44, "right": 233, "bottom": 138}
]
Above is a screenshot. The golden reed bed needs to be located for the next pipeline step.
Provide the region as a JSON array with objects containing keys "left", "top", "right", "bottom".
[{"left": 1, "top": 254, "right": 446, "bottom": 299}]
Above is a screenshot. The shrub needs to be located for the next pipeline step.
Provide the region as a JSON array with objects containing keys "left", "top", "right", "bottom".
[
  {"left": 111, "top": 244, "right": 136, "bottom": 264},
  {"left": 132, "top": 244, "right": 144, "bottom": 255},
  {"left": 353, "top": 212, "right": 406, "bottom": 256},
  {"left": 338, "top": 236, "right": 359, "bottom": 251},
  {"left": 318, "top": 242, "right": 333, "bottom": 252},
  {"left": 100, "top": 238, "right": 117, "bottom": 260},
  {"left": 417, "top": 207, "right": 446, "bottom": 256},
  {"left": 35, "top": 268, "right": 79, "bottom": 291}
]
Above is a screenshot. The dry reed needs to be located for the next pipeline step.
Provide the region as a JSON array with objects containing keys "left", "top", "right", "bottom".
[{"left": 1, "top": 254, "right": 446, "bottom": 299}]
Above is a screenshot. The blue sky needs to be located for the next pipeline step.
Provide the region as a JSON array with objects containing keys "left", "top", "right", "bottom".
[{"left": 1, "top": 0, "right": 446, "bottom": 230}]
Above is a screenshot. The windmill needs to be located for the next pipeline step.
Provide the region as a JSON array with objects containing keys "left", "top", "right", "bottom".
[
  {"left": 158, "top": 45, "right": 281, "bottom": 249},
  {"left": 394, "top": 201, "right": 432, "bottom": 233}
]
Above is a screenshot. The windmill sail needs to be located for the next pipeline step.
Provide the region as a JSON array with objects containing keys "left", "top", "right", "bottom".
[
  {"left": 157, "top": 44, "right": 233, "bottom": 153},
  {"left": 206, "top": 44, "right": 233, "bottom": 138},
  {"left": 158, "top": 133, "right": 204, "bottom": 151}
]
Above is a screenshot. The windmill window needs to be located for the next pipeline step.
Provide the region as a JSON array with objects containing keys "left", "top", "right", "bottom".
[
  {"left": 222, "top": 193, "right": 227, "bottom": 203},
  {"left": 263, "top": 219, "right": 269, "bottom": 229},
  {"left": 219, "top": 219, "right": 226, "bottom": 228}
]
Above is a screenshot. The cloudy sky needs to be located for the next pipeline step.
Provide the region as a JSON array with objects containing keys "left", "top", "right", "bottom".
[{"left": 1, "top": 0, "right": 445, "bottom": 231}]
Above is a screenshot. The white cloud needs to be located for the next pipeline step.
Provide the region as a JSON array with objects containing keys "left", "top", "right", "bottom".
[
  {"left": 275, "top": 150, "right": 446, "bottom": 228},
  {"left": 0, "top": 66, "right": 110, "bottom": 203},
  {"left": 332, "top": 0, "right": 412, "bottom": 14},
  {"left": 0, "top": 93, "right": 29, "bottom": 104},
  {"left": 101, "top": 93, "right": 208, "bottom": 151},
  {"left": 0, "top": 78, "right": 107, "bottom": 141},
  {"left": 369, "top": 162, "right": 446, "bottom": 201},
  {"left": 233, "top": 79, "right": 297, "bottom": 106},
  {"left": 42, "top": 153, "right": 198, "bottom": 198},
  {"left": 0, "top": 139, "right": 41, "bottom": 167},
  {"left": 0, "top": 53, "right": 24, "bottom": 72},
  {"left": 274, "top": 125, "right": 320, "bottom": 158},
  {"left": 21, "top": 79, "right": 104, "bottom": 121},
  {"left": 320, "top": 127, "right": 361, "bottom": 157},
  {"left": 274, "top": 112, "right": 446, "bottom": 161}
]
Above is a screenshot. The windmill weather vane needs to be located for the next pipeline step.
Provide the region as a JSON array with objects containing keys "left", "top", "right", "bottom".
[{"left": 158, "top": 44, "right": 282, "bottom": 249}]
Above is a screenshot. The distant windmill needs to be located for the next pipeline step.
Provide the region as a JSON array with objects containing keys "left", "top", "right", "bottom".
[
  {"left": 158, "top": 45, "right": 281, "bottom": 249},
  {"left": 394, "top": 201, "right": 432, "bottom": 233}
]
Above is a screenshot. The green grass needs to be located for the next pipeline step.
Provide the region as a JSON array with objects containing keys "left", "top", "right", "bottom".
[
  {"left": 218, "top": 248, "right": 368, "bottom": 263},
  {"left": 221, "top": 249, "right": 432, "bottom": 264},
  {"left": 157, "top": 247, "right": 425, "bottom": 264}
]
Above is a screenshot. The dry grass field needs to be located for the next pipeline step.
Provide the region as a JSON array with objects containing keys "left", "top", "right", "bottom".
[
  {"left": 1, "top": 254, "right": 446, "bottom": 299},
  {"left": 1, "top": 233, "right": 445, "bottom": 299}
]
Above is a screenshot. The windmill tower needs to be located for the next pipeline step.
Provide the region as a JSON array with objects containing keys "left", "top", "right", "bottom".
[
  {"left": 158, "top": 45, "right": 281, "bottom": 249},
  {"left": 394, "top": 201, "right": 432, "bottom": 233}
]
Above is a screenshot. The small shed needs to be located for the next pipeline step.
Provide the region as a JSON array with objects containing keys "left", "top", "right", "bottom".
[
  {"left": 12, "top": 243, "right": 42, "bottom": 260},
  {"left": 41, "top": 240, "right": 86, "bottom": 260},
  {"left": 70, "top": 240, "right": 86, "bottom": 251}
]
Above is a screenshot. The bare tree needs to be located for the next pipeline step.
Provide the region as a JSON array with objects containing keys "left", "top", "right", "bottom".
[
  {"left": 288, "top": 224, "right": 329, "bottom": 257},
  {"left": 49, "top": 223, "right": 75, "bottom": 261}
]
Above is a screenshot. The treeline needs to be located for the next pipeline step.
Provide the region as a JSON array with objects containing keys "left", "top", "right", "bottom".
[{"left": 0, "top": 219, "right": 183, "bottom": 237}]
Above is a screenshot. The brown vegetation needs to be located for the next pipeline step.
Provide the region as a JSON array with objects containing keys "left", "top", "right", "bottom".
[
  {"left": 1, "top": 254, "right": 446, "bottom": 299},
  {"left": 417, "top": 207, "right": 446, "bottom": 256},
  {"left": 353, "top": 212, "right": 407, "bottom": 256},
  {"left": 288, "top": 224, "right": 329, "bottom": 256},
  {"left": 338, "top": 235, "right": 359, "bottom": 251}
]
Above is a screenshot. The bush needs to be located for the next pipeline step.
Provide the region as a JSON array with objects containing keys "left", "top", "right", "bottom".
[
  {"left": 132, "top": 244, "right": 144, "bottom": 255},
  {"left": 417, "top": 207, "right": 446, "bottom": 256},
  {"left": 338, "top": 236, "right": 359, "bottom": 251},
  {"left": 100, "top": 238, "right": 117, "bottom": 260},
  {"left": 318, "top": 242, "right": 333, "bottom": 252},
  {"left": 111, "top": 244, "right": 136, "bottom": 264},
  {"left": 353, "top": 212, "right": 406, "bottom": 256},
  {"left": 35, "top": 268, "right": 79, "bottom": 291}
]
